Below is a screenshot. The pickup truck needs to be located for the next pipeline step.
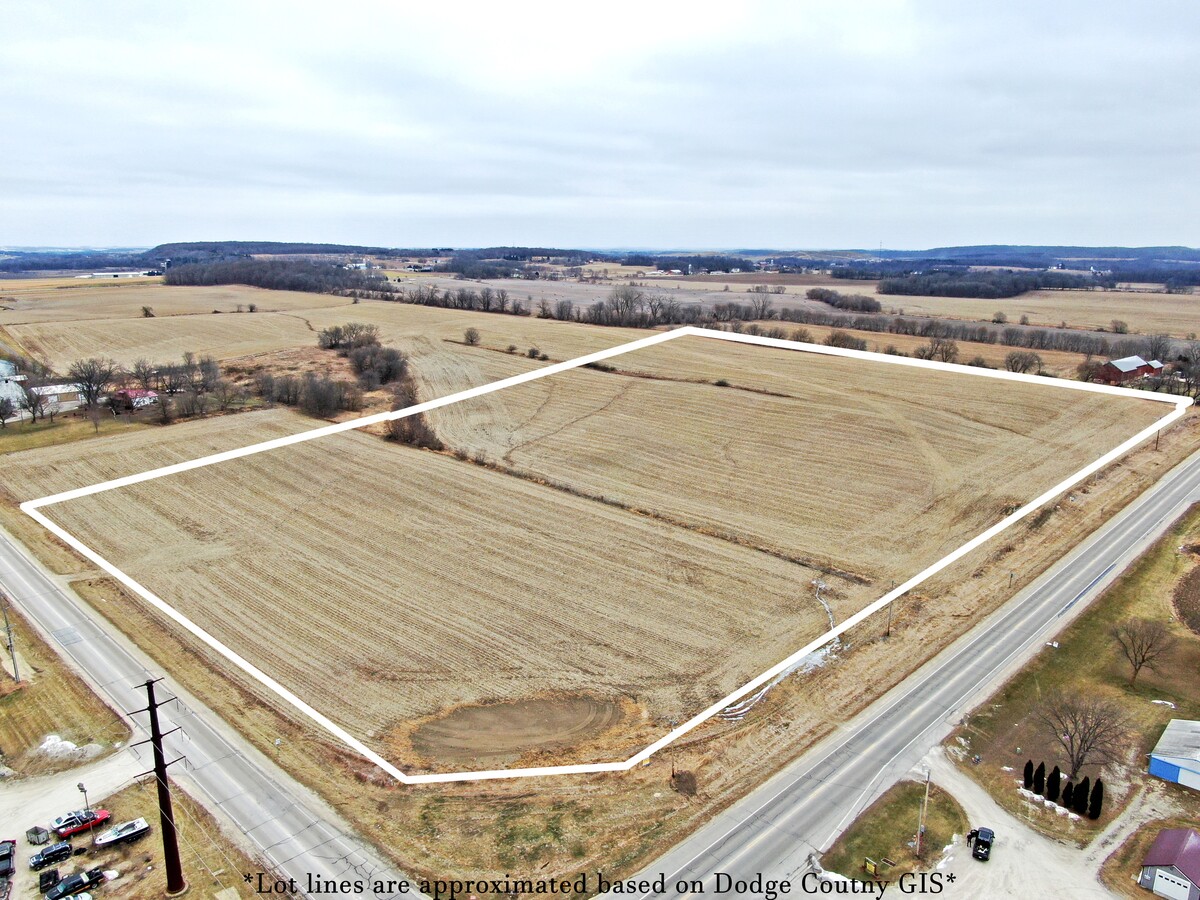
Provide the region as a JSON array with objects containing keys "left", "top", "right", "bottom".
[{"left": 45, "top": 868, "right": 104, "bottom": 900}]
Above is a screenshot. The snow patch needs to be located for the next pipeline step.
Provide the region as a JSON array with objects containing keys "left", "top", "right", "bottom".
[{"left": 37, "top": 734, "right": 102, "bottom": 760}]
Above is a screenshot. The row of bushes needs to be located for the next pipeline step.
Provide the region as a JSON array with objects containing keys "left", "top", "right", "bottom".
[{"left": 1022, "top": 760, "right": 1103, "bottom": 819}]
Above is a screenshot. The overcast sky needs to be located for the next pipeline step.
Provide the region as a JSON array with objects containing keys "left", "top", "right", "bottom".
[{"left": 3, "top": 1, "right": 1198, "bottom": 250}]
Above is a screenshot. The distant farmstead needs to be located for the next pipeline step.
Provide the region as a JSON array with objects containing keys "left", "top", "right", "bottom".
[
  {"left": 1139, "top": 828, "right": 1200, "bottom": 900},
  {"left": 1096, "top": 355, "right": 1164, "bottom": 385},
  {"left": 1149, "top": 719, "right": 1200, "bottom": 791},
  {"left": 113, "top": 388, "right": 159, "bottom": 410}
]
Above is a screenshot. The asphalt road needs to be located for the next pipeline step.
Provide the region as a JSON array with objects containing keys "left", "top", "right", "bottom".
[
  {"left": 0, "top": 525, "right": 414, "bottom": 898},
  {"left": 625, "top": 445, "right": 1200, "bottom": 898}
]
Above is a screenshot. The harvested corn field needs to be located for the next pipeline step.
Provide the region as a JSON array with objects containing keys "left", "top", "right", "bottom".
[{"left": 18, "top": 334, "right": 1170, "bottom": 773}]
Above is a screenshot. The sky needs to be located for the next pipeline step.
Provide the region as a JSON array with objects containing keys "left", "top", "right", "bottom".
[{"left": 3, "top": 1, "right": 1198, "bottom": 250}]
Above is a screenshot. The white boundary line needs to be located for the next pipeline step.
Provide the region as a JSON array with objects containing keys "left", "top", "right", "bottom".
[{"left": 20, "top": 326, "right": 1191, "bottom": 785}]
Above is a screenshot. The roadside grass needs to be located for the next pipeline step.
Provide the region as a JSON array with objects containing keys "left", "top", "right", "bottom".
[
  {"left": 0, "top": 600, "right": 129, "bottom": 775},
  {"left": 0, "top": 414, "right": 150, "bottom": 454},
  {"left": 949, "top": 503, "right": 1200, "bottom": 844},
  {"left": 821, "top": 781, "right": 969, "bottom": 880}
]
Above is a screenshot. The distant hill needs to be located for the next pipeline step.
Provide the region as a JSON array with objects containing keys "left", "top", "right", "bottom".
[{"left": 146, "top": 241, "right": 454, "bottom": 258}]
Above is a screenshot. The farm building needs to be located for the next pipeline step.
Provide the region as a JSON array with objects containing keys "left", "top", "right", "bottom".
[
  {"left": 31, "top": 383, "right": 85, "bottom": 413},
  {"left": 113, "top": 388, "right": 159, "bottom": 410},
  {"left": 0, "top": 370, "right": 28, "bottom": 415},
  {"left": 0, "top": 359, "right": 17, "bottom": 377},
  {"left": 1139, "top": 828, "right": 1200, "bottom": 900},
  {"left": 1149, "top": 719, "right": 1200, "bottom": 791},
  {"left": 1097, "top": 355, "right": 1164, "bottom": 384}
]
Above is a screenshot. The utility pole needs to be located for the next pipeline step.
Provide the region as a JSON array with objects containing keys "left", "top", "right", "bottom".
[
  {"left": 883, "top": 581, "right": 897, "bottom": 639},
  {"left": 1, "top": 593, "right": 18, "bottom": 683},
  {"left": 130, "top": 678, "right": 187, "bottom": 895},
  {"left": 915, "top": 768, "right": 931, "bottom": 857}
]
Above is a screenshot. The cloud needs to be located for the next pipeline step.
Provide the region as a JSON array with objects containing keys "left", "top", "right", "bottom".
[{"left": 2, "top": 0, "right": 1197, "bottom": 248}]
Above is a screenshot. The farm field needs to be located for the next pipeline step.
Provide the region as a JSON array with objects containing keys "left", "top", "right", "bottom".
[
  {"left": 872, "top": 288, "right": 1200, "bottom": 338},
  {"left": 740, "top": 320, "right": 1091, "bottom": 376},
  {"left": 0, "top": 279, "right": 353, "bottom": 322},
  {"left": 15, "top": 334, "right": 1172, "bottom": 776},
  {"left": 36, "top": 420, "right": 848, "bottom": 772},
  {"left": 431, "top": 336, "right": 1167, "bottom": 585}
]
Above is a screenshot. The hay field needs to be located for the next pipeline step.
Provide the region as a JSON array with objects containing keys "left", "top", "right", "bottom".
[
  {"left": 37, "top": 421, "right": 843, "bottom": 769},
  {"left": 430, "top": 335, "right": 1167, "bottom": 584},
  {"left": 873, "top": 288, "right": 1200, "bottom": 337},
  {"left": 743, "top": 320, "right": 1089, "bottom": 376},
  {"left": 0, "top": 280, "right": 354, "bottom": 323},
  {"left": 4, "top": 309, "right": 316, "bottom": 369}
]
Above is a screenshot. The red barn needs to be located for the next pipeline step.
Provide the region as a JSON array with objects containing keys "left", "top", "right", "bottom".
[{"left": 1096, "top": 355, "right": 1163, "bottom": 385}]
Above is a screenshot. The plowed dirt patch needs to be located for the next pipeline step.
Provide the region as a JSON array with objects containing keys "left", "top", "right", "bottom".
[{"left": 409, "top": 696, "right": 623, "bottom": 767}]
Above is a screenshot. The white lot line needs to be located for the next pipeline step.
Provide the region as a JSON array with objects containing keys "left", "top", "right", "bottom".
[{"left": 20, "top": 326, "right": 1192, "bottom": 785}]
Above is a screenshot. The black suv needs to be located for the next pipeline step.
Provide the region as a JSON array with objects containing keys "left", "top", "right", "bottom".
[
  {"left": 972, "top": 827, "right": 995, "bottom": 861},
  {"left": 28, "top": 841, "right": 72, "bottom": 870}
]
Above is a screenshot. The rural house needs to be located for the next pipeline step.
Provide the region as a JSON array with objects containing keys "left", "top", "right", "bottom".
[
  {"left": 1139, "top": 828, "right": 1200, "bottom": 900},
  {"left": 1150, "top": 719, "right": 1200, "bottom": 791},
  {"left": 113, "top": 387, "right": 159, "bottom": 410},
  {"left": 1097, "top": 355, "right": 1164, "bottom": 384}
]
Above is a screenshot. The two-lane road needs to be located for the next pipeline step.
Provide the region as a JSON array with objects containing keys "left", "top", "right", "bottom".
[
  {"left": 0, "top": 525, "right": 413, "bottom": 897},
  {"left": 630, "top": 445, "right": 1200, "bottom": 896}
]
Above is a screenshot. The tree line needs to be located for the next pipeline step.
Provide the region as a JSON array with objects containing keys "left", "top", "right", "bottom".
[
  {"left": 877, "top": 269, "right": 1093, "bottom": 299},
  {"left": 620, "top": 253, "right": 757, "bottom": 273},
  {"left": 805, "top": 287, "right": 883, "bottom": 313},
  {"left": 164, "top": 259, "right": 391, "bottom": 294}
]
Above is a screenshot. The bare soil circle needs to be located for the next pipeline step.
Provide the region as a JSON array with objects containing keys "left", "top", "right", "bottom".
[{"left": 409, "top": 695, "right": 623, "bottom": 767}]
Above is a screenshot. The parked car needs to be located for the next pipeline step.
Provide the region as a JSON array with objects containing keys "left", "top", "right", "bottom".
[
  {"left": 39, "top": 869, "right": 61, "bottom": 893},
  {"left": 29, "top": 841, "right": 72, "bottom": 870},
  {"left": 0, "top": 838, "right": 15, "bottom": 877},
  {"left": 972, "top": 827, "right": 995, "bottom": 861},
  {"left": 45, "top": 868, "right": 104, "bottom": 899},
  {"left": 54, "top": 809, "right": 110, "bottom": 838},
  {"left": 94, "top": 817, "right": 150, "bottom": 848}
]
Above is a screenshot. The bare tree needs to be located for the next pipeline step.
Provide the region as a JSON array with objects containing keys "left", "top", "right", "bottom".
[
  {"left": 463, "top": 327, "right": 481, "bottom": 346},
  {"left": 212, "top": 379, "right": 239, "bottom": 412},
  {"left": 131, "top": 358, "right": 156, "bottom": 390},
  {"left": 930, "top": 337, "right": 959, "bottom": 363},
  {"left": 748, "top": 295, "right": 775, "bottom": 320},
  {"left": 0, "top": 397, "right": 13, "bottom": 427},
  {"left": 1005, "top": 350, "right": 1042, "bottom": 374},
  {"left": 1036, "top": 694, "right": 1128, "bottom": 779},
  {"left": 67, "top": 357, "right": 119, "bottom": 410},
  {"left": 181, "top": 351, "right": 199, "bottom": 389},
  {"left": 18, "top": 384, "right": 47, "bottom": 423},
  {"left": 1110, "top": 618, "right": 1176, "bottom": 686}
]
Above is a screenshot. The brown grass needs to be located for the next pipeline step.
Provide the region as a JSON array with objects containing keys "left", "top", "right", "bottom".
[
  {"left": 821, "top": 780, "right": 969, "bottom": 880},
  {"left": 0, "top": 600, "right": 129, "bottom": 776}
]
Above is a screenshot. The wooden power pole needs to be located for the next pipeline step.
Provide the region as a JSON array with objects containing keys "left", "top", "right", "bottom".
[
  {"left": 915, "top": 768, "right": 931, "bottom": 857},
  {"left": 131, "top": 678, "right": 187, "bottom": 895},
  {"left": 1, "top": 594, "right": 18, "bottom": 683}
]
